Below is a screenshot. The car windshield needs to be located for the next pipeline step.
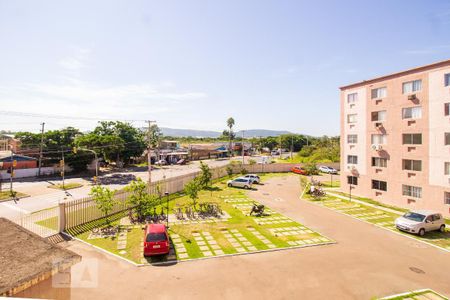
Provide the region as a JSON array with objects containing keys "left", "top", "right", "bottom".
[
  {"left": 403, "top": 212, "right": 426, "bottom": 222},
  {"left": 146, "top": 232, "right": 167, "bottom": 242}
]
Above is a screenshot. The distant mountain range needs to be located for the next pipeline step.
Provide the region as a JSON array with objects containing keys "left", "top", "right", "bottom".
[{"left": 160, "top": 127, "right": 291, "bottom": 138}]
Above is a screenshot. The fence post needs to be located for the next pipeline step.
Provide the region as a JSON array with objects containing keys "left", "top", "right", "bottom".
[{"left": 58, "top": 202, "right": 66, "bottom": 233}]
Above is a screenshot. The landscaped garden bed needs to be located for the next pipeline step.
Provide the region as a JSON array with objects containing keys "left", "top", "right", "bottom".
[
  {"left": 48, "top": 182, "right": 83, "bottom": 190},
  {"left": 75, "top": 174, "right": 334, "bottom": 265},
  {"left": 0, "top": 191, "right": 29, "bottom": 201}
]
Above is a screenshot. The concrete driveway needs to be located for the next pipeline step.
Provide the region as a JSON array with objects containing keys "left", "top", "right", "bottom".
[{"left": 62, "top": 175, "right": 450, "bottom": 300}]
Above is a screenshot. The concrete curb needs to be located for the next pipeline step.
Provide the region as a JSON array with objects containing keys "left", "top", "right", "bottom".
[{"left": 301, "top": 197, "right": 450, "bottom": 254}]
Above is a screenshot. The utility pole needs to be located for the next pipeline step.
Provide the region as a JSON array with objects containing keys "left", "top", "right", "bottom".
[
  {"left": 9, "top": 148, "right": 14, "bottom": 194},
  {"left": 290, "top": 135, "right": 293, "bottom": 160},
  {"left": 38, "top": 122, "right": 45, "bottom": 176},
  {"left": 60, "top": 147, "right": 65, "bottom": 190},
  {"left": 146, "top": 120, "right": 156, "bottom": 187},
  {"left": 241, "top": 131, "right": 245, "bottom": 164}
]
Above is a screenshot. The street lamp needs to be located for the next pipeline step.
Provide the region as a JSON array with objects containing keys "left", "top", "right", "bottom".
[{"left": 165, "top": 191, "right": 170, "bottom": 228}]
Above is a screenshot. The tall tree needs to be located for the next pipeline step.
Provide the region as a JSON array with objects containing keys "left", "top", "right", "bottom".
[{"left": 226, "top": 117, "right": 235, "bottom": 157}]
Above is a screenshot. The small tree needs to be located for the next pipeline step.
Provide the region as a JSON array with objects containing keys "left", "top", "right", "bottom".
[
  {"left": 248, "top": 159, "right": 256, "bottom": 165},
  {"left": 184, "top": 177, "right": 201, "bottom": 209},
  {"left": 125, "top": 178, "right": 157, "bottom": 220},
  {"left": 198, "top": 161, "right": 212, "bottom": 189},
  {"left": 226, "top": 165, "right": 233, "bottom": 177},
  {"left": 304, "top": 163, "right": 319, "bottom": 175},
  {"left": 90, "top": 185, "right": 116, "bottom": 225}
]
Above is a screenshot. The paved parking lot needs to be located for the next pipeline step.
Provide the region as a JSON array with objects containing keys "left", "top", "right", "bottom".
[{"left": 60, "top": 175, "right": 450, "bottom": 300}]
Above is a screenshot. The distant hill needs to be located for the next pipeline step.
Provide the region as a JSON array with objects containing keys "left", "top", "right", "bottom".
[{"left": 160, "top": 127, "right": 291, "bottom": 138}]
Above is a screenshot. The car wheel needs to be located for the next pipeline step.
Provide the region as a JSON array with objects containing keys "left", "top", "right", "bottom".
[
  {"left": 244, "top": 185, "right": 249, "bottom": 189},
  {"left": 228, "top": 183, "right": 232, "bottom": 187},
  {"left": 418, "top": 228, "right": 425, "bottom": 236},
  {"left": 439, "top": 224, "right": 445, "bottom": 233}
]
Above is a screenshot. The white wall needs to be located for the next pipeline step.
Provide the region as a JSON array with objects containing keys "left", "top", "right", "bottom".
[{"left": 0, "top": 167, "right": 55, "bottom": 179}]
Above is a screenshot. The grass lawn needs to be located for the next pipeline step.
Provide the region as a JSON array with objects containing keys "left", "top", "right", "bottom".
[
  {"left": 0, "top": 191, "right": 29, "bottom": 201},
  {"left": 76, "top": 175, "right": 333, "bottom": 264},
  {"left": 321, "top": 180, "right": 340, "bottom": 188},
  {"left": 302, "top": 192, "right": 450, "bottom": 251},
  {"left": 48, "top": 182, "right": 83, "bottom": 190}
]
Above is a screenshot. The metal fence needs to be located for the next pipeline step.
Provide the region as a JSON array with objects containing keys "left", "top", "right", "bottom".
[
  {"left": 10, "top": 206, "right": 59, "bottom": 238},
  {"left": 60, "top": 162, "right": 338, "bottom": 232}
]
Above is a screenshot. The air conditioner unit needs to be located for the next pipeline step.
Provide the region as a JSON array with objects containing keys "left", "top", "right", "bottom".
[
  {"left": 408, "top": 94, "right": 416, "bottom": 100},
  {"left": 371, "top": 144, "right": 378, "bottom": 150},
  {"left": 376, "top": 145, "right": 383, "bottom": 151}
]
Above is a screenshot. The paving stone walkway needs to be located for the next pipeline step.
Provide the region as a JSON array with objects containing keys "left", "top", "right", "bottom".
[
  {"left": 255, "top": 215, "right": 293, "bottom": 225},
  {"left": 224, "top": 229, "right": 257, "bottom": 252},
  {"left": 117, "top": 228, "right": 128, "bottom": 251},
  {"left": 247, "top": 227, "right": 276, "bottom": 249},
  {"left": 269, "top": 226, "right": 313, "bottom": 236},
  {"left": 171, "top": 233, "right": 189, "bottom": 259},
  {"left": 192, "top": 231, "right": 225, "bottom": 257}
]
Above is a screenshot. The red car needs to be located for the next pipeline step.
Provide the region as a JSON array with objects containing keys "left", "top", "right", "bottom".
[
  {"left": 291, "top": 166, "right": 307, "bottom": 175},
  {"left": 143, "top": 224, "right": 170, "bottom": 256}
]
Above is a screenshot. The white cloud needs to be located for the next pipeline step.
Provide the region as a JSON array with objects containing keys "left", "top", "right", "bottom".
[{"left": 58, "top": 46, "right": 91, "bottom": 74}]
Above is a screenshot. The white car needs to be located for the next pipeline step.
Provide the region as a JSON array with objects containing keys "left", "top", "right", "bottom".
[
  {"left": 395, "top": 210, "right": 446, "bottom": 236},
  {"left": 227, "top": 177, "right": 253, "bottom": 189},
  {"left": 318, "top": 166, "right": 338, "bottom": 174},
  {"left": 243, "top": 174, "right": 260, "bottom": 184}
]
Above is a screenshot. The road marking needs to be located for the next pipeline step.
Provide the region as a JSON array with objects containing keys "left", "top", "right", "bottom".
[{"left": 1, "top": 202, "right": 30, "bottom": 214}]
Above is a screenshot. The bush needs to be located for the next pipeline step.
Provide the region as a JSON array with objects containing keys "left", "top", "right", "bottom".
[
  {"left": 240, "top": 168, "right": 248, "bottom": 175},
  {"left": 304, "top": 163, "right": 319, "bottom": 175}
]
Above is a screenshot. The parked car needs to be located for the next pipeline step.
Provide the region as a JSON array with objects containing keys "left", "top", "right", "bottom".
[
  {"left": 291, "top": 166, "right": 307, "bottom": 175},
  {"left": 143, "top": 224, "right": 170, "bottom": 256},
  {"left": 395, "top": 210, "right": 446, "bottom": 236},
  {"left": 155, "top": 159, "right": 167, "bottom": 166},
  {"left": 227, "top": 177, "right": 253, "bottom": 189},
  {"left": 318, "top": 166, "right": 338, "bottom": 174},
  {"left": 243, "top": 174, "right": 260, "bottom": 184}
]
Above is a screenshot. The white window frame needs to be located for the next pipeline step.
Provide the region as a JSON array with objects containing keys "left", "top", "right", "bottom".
[
  {"left": 445, "top": 162, "right": 450, "bottom": 175},
  {"left": 371, "top": 134, "right": 387, "bottom": 145},
  {"left": 347, "top": 93, "right": 358, "bottom": 104},
  {"left": 347, "top": 134, "right": 358, "bottom": 144},
  {"left": 402, "top": 79, "right": 422, "bottom": 94},
  {"left": 402, "top": 106, "right": 422, "bottom": 119},
  {"left": 445, "top": 192, "right": 450, "bottom": 205},
  {"left": 446, "top": 133, "right": 450, "bottom": 146},
  {"left": 347, "top": 155, "right": 358, "bottom": 164},
  {"left": 445, "top": 73, "right": 450, "bottom": 87},
  {"left": 372, "top": 157, "right": 387, "bottom": 168},
  {"left": 347, "top": 114, "right": 357, "bottom": 123},
  {"left": 444, "top": 103, "right": 449, "bottom": 116},
  {"left": 371, "top": 87, "right": 387, "bottom": 99},
  {"left": 403, "top": 133, "right": 422, "bottom": 145},
  {"left": 372, "top": 180, "right": 387, "bottom": 191},
  {"left": 403, "top": 159, "right": 422, "bottom": 172},
  {"left": 402, "top": 185, "right": 422, "bottom": 198},
  {"left": 371, "top": 110, "right": 387, "bottom": 121}
]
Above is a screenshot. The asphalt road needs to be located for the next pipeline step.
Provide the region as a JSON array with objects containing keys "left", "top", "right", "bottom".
[{"left": 60, "top": 175, "right": 450, "bottom": 300}]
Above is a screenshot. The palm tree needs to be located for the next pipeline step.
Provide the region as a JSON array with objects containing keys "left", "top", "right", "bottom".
[{"left": 226, "top": 117, "right": 235, "bottom": 158}]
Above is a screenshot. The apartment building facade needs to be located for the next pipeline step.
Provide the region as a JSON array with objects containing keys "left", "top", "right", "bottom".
[{"left": 340, "top": 59, "right": 450, "bottom": 217}]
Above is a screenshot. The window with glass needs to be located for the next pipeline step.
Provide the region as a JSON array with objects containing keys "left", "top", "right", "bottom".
[
  {"left": 402, "top": 133, "right": 422, "bottom": 145},
  {"left": 445, "top": 192, "right": 450, "bottom": 205},
  {"left": 347, "top": 176, "right": 358, "bottom": 185},
  {"left": 371, "top": 110, "right": 387, "bottom": 121},
  {"left": 371, "top": 87, "right": 387, "bottom": 99},
  {"left": 445, "top": 162, "right": 450, "bottom": 175},
  {"left": 402, "top": 80, "right": 422, "bottom": 94},
  {"left": 347, "top": 155, "right": 358, "bottom": 164},
  {"left": 444, "top": 103, "right": 449, "bottom": 116},
  {"left": 372, "top": 180, "right": 387, "bottom": 191},
  {"left": 372, "top": 157, "right": 387, "bottom": 168},
  {"left": 347, "top": 93, "right": 358, "bottom": 103},
  {"left": 402, "top": 106, "right": 422, "bottom": 119},
  {"left": 403, "top": 159, "right": 422, "bottom": 171},
  {"left": 446, "top": 133, "right": 450, "bottom": 145},
  {"left": 445, "top": 73, "right": 450, "bottom": 87},
  {"left": 347, "top": 134, "right": 358, "bottom": 144},
  {"left": 347, "top": 114, "right": 357, "bottom": 123},
  {"left": 371, "top": 134, "right": 387, "bottom": 145},
  {"left": 403, "top": 185, "right": 422, "bottom": 198}
]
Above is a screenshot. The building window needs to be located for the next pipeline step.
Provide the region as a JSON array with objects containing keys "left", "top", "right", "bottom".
[
  {"left": 371, "top": 110, "right": 387, "bottom": 121},
  {"left": 402, "top": 107, "right": 422, "bottom": 119},
  {"left": 347, "top": 93, "right": 358, "bottom": 103},
  {"left": 402, "top": 79, "right": 422, "bottom": 94},
  {"left": 372, "top": 157, "right": 388, "bottom": 168},
  {"left": 371, "top": 134, "right": 387, "bottom": 145},
  {"left": 402, "top": 185, "right": 422, "bottom": 198},
  {"left": 347, "top": 114, "right": 357, "bottom": 123},
  {"left": 347, "top": 134, "right": 358, "bottom": 144},
  {"left": 444, "top": 103, "right": 449, "bottom": 116},
  {"left": 446, "top": 133, "right": 450, "bottom": 145},
  {"left": 347, "top": 176, "right": 358, "bottom": 185},
  {"left": 403, "top": 133, "right": 422, "bottom": 145},
  {"left": 371, "top": 87, "right": 387, "bottom": 99},
  {"left": 445, "top": 192, "right": 450, "bottom": 205},
  {"left": 372, "top": 180, "right": 387, "bottom": 191},
  {"left": 403, "top": 159, "right": 422, "bottom": 171},
  {"left": 445, "top": 162, "right": 450, "bottom": 175},
  {"left": 347, "top": 155, "right": 358, "bottom": 164},
  {"left": 445, "top": 73, "right": 450, "bottom": 87}
]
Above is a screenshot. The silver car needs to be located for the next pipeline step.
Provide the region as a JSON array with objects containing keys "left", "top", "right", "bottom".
[
  {"left": 395, "top": 210, "right": 446, "bottom": 236},
  {"left": 318, "top": 166, "right": 338, "bottom": 174},
  {"left": 243, "top": 174, "right": 260, "bottom": 184},
  {"left": 227, "top": 177, "right": 253, "bottom": 189}
]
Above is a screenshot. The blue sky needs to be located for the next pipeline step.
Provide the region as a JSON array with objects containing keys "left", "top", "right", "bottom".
[{"left": 0, "top": 0, "right": 449, "bottom": 136}]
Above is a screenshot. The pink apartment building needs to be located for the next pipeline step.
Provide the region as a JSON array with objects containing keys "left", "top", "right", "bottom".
[{"left": 340, "top": 59, "right": 450, "bottom": 217}]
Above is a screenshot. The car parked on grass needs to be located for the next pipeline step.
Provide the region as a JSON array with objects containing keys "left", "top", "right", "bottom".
[
  {"left": 395, "top": 210, "right": 445, "bottom": 236},
  {"left": 318, "top": 166, "right": 338, "bottom": 174},
  {"left": 143, "top": 224, "right": 170, "bottom": 256},
  {"left": 291, "top": 166, "right": 307, "bottom": 175},
  {"left": 227, "top": 177, "right": 253, "bottom": 189},
  {"left": 243, "top": 174, "right": 260, "bottom": 184}
]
